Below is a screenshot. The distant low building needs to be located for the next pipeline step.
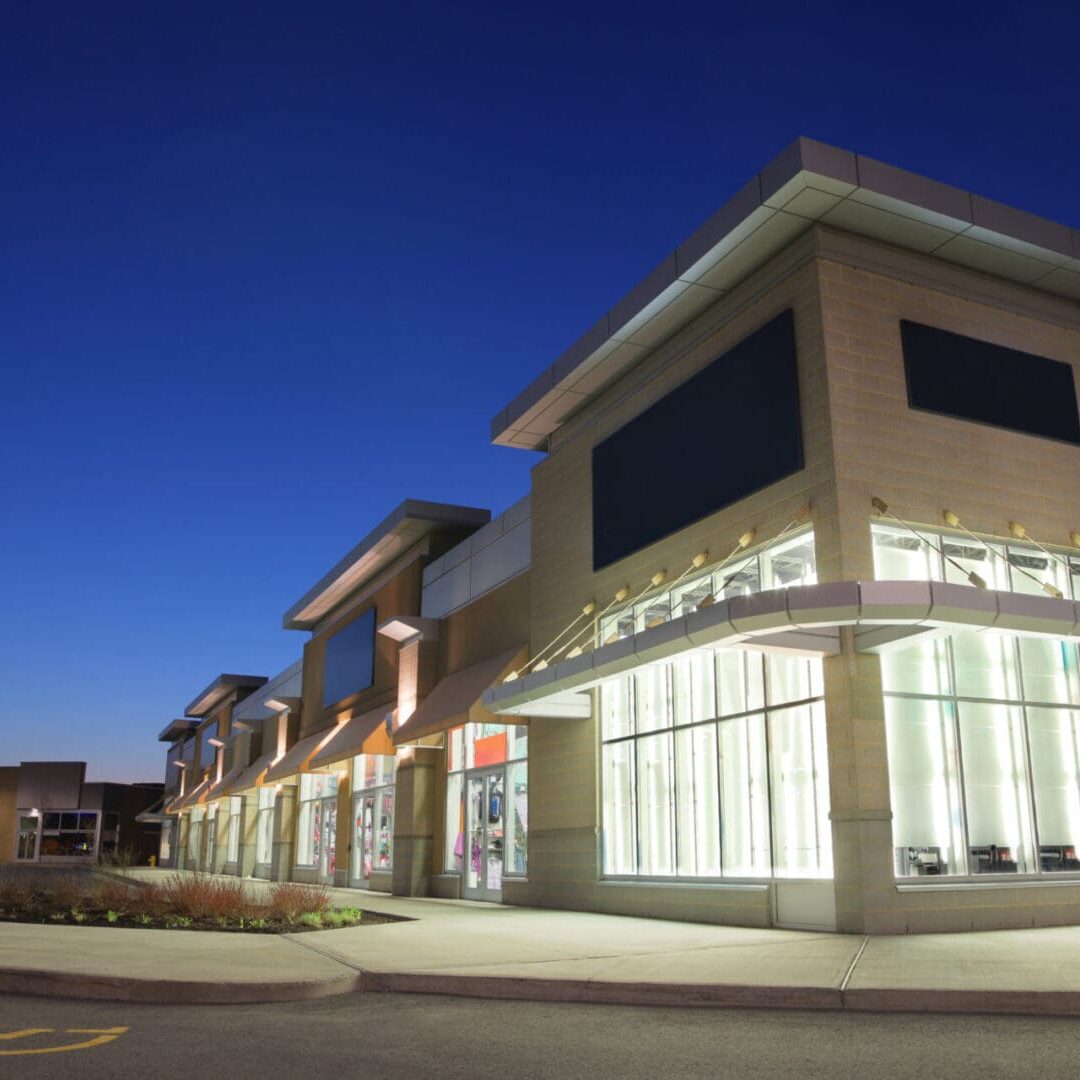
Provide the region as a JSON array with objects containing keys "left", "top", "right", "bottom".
[{"left": 0, "top": 761, "right": 163, "bottom": 865}]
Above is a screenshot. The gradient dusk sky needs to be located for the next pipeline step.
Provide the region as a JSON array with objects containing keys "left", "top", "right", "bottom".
[{"left": 2, "top": 2, "right": 1078, "bottom": 782}]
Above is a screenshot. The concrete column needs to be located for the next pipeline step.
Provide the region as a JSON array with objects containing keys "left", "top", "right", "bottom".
[
  {"left": 823, "top": 631, "right": 899, "bottom": 934},
  {"left": 271, "top": 787, "right": 296, "bottom": 882},
  {"left": 392, "top": 752, "right": 437, "bottom": 897}
]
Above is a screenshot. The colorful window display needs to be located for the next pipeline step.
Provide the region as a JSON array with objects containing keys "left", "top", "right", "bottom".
[
  {"left": 445, "top": 723, "right": 528, "bottom": 894},
  {"left": 351, "top": 754, "right": 395, "bottom": 882},
  {"left": 600, "top": 649, "right": 831, "bottom": 880},
  {"left": 296, "top": 773, "right": 339, "bottom": 870}
]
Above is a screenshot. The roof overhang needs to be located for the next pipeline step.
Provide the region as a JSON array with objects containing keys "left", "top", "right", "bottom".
[
  {"left": 492, "top": 136, "right": 1080, "bottom": 451},
  {"left": 282, "top": 500, "right": 492, "bottom": 630},
  {"left": 485, "top": 579, "right": 1080, "bottom": 718},
  {"left": 377, "top": 615, "right": 440, "bottom": 644},
  {"left": 157, "top": 718, "right": 200, "bottom": 743},
  {"left": 185, "top": 674, "right": 268, "bottom": 718}
]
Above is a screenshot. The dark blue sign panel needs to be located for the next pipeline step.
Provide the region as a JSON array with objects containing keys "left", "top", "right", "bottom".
[
  {"left": 901, "top": 321, "right": 1080, "bottom": 445},
  {"left": 323, "top": 607, "right": 376, "bottom": 708},
  {"left": 591, "top": 309, "right": 802, "bottom": 570}
]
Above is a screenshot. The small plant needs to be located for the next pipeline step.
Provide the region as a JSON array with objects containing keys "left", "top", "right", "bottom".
[
  {"left": 321, "top": 907, "right": 363, "bottom": 928},
  {"left": 135, "top": 913, "right": 152, "bottom": 926},
  {"left": 248, "top": 917, "right": 267, "bottom": 930},
  {"left": 49, "top": 912, "right": 66, "bottom": 922},
  {"left": 105, "top": 910, "right": 120, "bottom": 924},
  {"left": 69, "top": 908, "right": 86, "bottom": 924},
  {"left": 298, "top": 912, "right": 323, "bottom": 929},
  {"left": 165, "top": 915, "right": 193, "bottom": 929}
]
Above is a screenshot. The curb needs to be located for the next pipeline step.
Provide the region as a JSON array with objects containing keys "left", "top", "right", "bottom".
[
  {"left": 4, "top": 965, "right": 1080, "bottom": 1017},
  {"left": 0, "top": 967, "right": 362, "bottom": 1005}
]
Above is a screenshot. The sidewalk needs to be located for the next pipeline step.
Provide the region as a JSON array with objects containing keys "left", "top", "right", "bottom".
[{"left": 2, "top": 868, "right": 1080, "bottom": 1015}]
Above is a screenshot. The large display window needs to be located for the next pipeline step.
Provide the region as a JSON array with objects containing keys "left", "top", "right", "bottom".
[
  {"left": 600, "top": 649, "right": 831, "bottom": 881},
  {"left": 351, "top": 754, "right": 395, "bottom": 886},
  {"left": 296, "top": 773, "right": 339, "bottom": 877},
  {"left": 225, "top": 796, "right": 242, "bottom": 863},
  {"left": 873, "top": 524, "right": 1080, "bottom": 878},
  {"left": 445, "top": 723, "right": 528, "bottom": 897},
  {"left": 38, "top": 811, "right": 99, "bottom": 858}
]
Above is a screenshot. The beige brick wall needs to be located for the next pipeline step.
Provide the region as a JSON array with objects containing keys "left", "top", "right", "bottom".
[{"left": 817, "top": 226, "right": 1080, "bottom": 933}]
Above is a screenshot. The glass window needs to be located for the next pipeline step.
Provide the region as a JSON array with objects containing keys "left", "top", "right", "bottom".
[
  {"left": 675, "top": 725, "right": 720, "bottom": 876},
  {"left": 256, "top": 787, "right": 275, "bottom": 865},
  {"left": 951, "top": 630, "right": 1020, "bottom": 701},
  {"left": 879, "top": 635, "right": 950, "bottom": 696},
  {"left": 884, "top": 696, "right": 965, "bottom": 876},
  {"left": 601, "top": 676, "right": 633, "bottom": 740},
  {"left": 507, "top": 761, "right": 528, "bottom": 875},
  {"left": 761, "top": 533, "right": 817, "bottom": 590},
  {"left": 1019, "top": 637, "right": 1078, "bottom": 706},
  {"left": 769, "top": 704, "right": 831, "bottom": 878},
  {"left": 720, "top": 714, "right": 771, "bottom": 876},
  {"left": 226, "top": 796, "right": 242, "bottom": 863},
  {"left": 39, "top": 809, "right": 99, "bottom": 858},
  {"left": 958, "top": 703, "right": 1034, "bottom": 874},
  {"left": 602, "top": 741, "right": 636, "bottom": 876},
  {"left": 942, "top": 539, "right": 1007, "bottom": 591},
  {"left": 634, "top": 667, "right": 670, "bottom": 734},
  {"left": 716, "top": 649, "right": 764, "bottom": 718},
  {"left": 445, "top": 773, "right": 464, "bottom": 873},
  {"left": 672, "top": 653, "right": 716, "bottom": 727},
  {"left": 1027, "top": 708, "right": 1080, "bottom": 871}
]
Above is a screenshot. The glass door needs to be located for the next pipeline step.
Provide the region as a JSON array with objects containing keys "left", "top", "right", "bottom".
[
  {"left": 318, "top": 797, "right": 338, "bottom": 885},
  {"left": 351, "top": 788, "right": 394, "bottom": 887},
  {"left": 464, "top": 768, "right": 505, "bottom": 901},
  {"left": 15, "top": 815, "right": 39, "bottom": 860}
]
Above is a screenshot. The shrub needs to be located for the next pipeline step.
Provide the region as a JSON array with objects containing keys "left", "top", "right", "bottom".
[
  {"left": 164, "top": 874, "right": 248, "bottom": 919},
  {"left": 265, "top": 883, "right": 331, "bottom": 922}
]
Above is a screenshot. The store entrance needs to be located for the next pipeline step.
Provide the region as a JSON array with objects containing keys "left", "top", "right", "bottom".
[
  {"left": 15, "top": 815, "right": 39, "bottom": 860},
  {"left": 316, "top": 797, "right": 337, "bottom": 885},
  {"left": 351, "top": 788, "right": 393, "bottom": 888},
  {"left": 464, "top": 768, "right": 505, "bottom": 902}
]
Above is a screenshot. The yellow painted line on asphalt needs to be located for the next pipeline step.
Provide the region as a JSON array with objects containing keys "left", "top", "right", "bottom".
[{"left": 0, "top": 1026, "right": 128, "bottom": 1056}]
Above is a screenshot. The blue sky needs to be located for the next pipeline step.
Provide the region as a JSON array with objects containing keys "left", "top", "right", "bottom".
[{"left": 2, "top": 2, "right": 1078, "bottom": 782}]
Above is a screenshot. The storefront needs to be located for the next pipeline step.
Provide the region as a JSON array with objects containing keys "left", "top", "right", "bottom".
[
  {"left": 444, "top": 723, "right": 528, "bottom": 901},
  {"left": 296, "top": 772, "right": 339, "bottom": 885}
]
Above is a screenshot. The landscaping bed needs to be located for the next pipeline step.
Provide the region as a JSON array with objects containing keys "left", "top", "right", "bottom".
[{"left": 0, "top": 868, "right": 406, "bottom": 933}]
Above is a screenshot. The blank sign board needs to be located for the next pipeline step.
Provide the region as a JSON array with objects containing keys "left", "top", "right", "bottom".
[
  {"left": 592, "top": 309, "right": 803, "bottom": 570},
  {"left": 901, "top": 320, "right": 1080, "bottom": 446}
]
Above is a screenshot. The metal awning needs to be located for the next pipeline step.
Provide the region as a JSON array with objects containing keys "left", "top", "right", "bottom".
[
  {"left": 310, "top": 705, "right": 393, "bottom": 768},
  {"left": 484, "top": 580, "right": 1080, "bottom": 718},
  {"left": 168, "top": 777, "right": 209, "bottom": 813},
  {"left": 392, "top": 646, "right": 527, "bottom": 745},
  {"left": 263, "top": 728, "right": 339, "bottom": 784},
  {"left": 222, "top": 751, "right": 276, "bottom": 796}
]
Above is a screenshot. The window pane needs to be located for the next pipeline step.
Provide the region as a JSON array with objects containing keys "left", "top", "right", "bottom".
[
  {"left": 872, "top": 524, "right": 938, "bottom": 580},
  {"left": 634, "top": 667, "right": 670, "bottom": 733},
  {"left": 1019, "top": 637, "right": 1078, "bottom": 705},
  {"left": 769, "top": 705, "right": 827, "bottom": 877},
  {"left": 717, "top": 715, "right": 768, "bottom": 876},
  {"left": 602, "top": 742, "right": 636, "bottom": 876},
  {"left": 445, "top": 773, "right": 463, "bottom": 872},
  {"left": 715, "top": 650, "right": 764, "bottom": 718},
  {"left": 952, "top": 630, "right": 1020, "bottom": 701},
  {"left": 376, "top": 789, "right": 394, "bottom": 871},
  {"left": 884, "top": 697, "right": 964, "bottom": 876},
  {"left": 766, "top": 653, "right": 815, "bottom": 705},
  {"left": 601, "top": 678, "right": 633, "bottom": 740},
  {"left": 672, "top": 653, "right": 715, "bottom": 727},
  {"left": 296, "top": 802, "right": 313, "bottom": 865},
  {"left": 880, "top": 635, "right": 950, "bottom": 696},
  {"left": 675, "top": 725, "right": 720, "bottom": 876},
  {"left": 1027, "top": 708, "right": 1080, "bottom": 870},
  {"left": 636, "top": 733, "right": 674, "bottom": 876},
  {"left": 958, "top": 703, "right": 1034, "bottom": 874},
  {"left": 761, "top": 532, "right": 816, "bottom": 589},
  {"left": 943, "top": 539, "right": 1007, "bottom": 590},
  {"left": 1008, "top": 548, "right": 1066, "bottom": 598},
  {"left": 507, "top": 761, "right": 528, "bottom": 875}
]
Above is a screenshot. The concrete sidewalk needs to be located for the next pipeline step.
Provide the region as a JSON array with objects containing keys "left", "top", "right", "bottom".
[{"left": 2, "top": 868, "right": 1080, "bottom": 1015}]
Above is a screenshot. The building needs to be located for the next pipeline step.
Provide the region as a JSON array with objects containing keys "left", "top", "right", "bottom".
[
  {"left": 1, "top": 761, "right": 163, "bottom": 865},
  {"left": 155, "top": 138, "right": 1080, "bottom": 934}
]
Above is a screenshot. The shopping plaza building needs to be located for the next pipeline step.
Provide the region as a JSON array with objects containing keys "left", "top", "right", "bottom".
[{"left": 155, "top": 138, "right": 1080, "bottom": 934}]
